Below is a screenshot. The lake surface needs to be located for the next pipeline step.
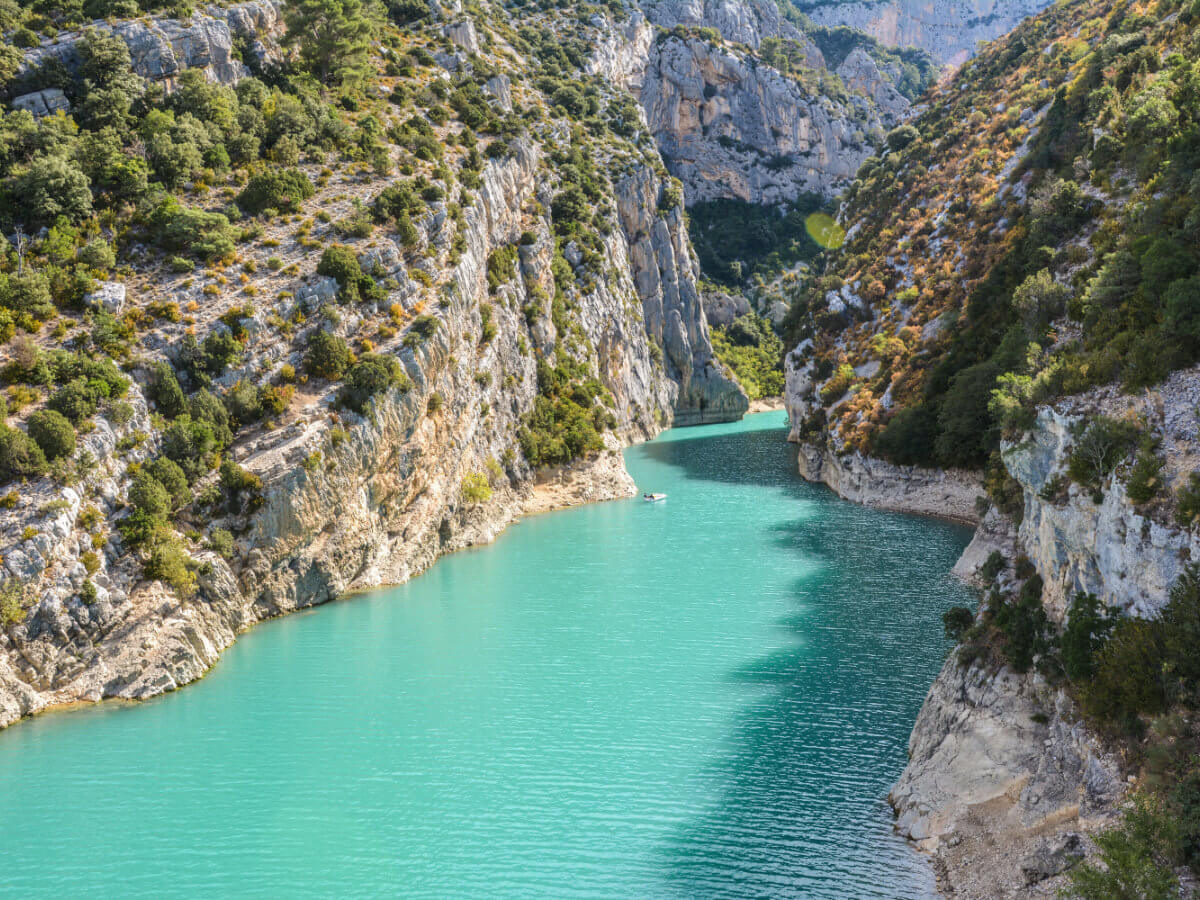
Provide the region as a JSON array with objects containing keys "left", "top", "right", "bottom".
[{"left": 0, "top": 412, "right": 972, "bottom": 898}]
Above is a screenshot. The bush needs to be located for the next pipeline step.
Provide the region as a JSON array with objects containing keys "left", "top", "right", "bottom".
[
  {"left": 1066, "top": 794, "right": 1181, "bottom": 898},
  {"left": 1061, "top": 592, "right": 1119, "bottom": 681},
  {"left": 316, "top": 245, "right": 384, "bottom": 304},
  {"left": 1127, "top": 448, "right": 1165, "bottom": 503},
  {"left": 992, "top": 574, "right": 1050, "bottom": 673},
  {"left": 305, "top": 330, "right": 352, "bottom": 380},
  {"left": 980, "top": 550, "right": 1005, "bottom": 582},
  {"left": 207, "top": 527, "right": 234, "bottom": 558},
  {"left": 26, "top": 409, "right": 75, "bottom": 461},
  {"left": 128, "top": 470, "right": 171, "bottom": 521},
  {"left": 0, "top": 425, "right": 47, "bottom": 483},
  {"left": 942, "top": 606, "right": 975, "bottom": 641},
  {"left": 1067, "top": 416, "right": 1141, "bottom": 495},
  {"left": 144, "top": 457, "right": 190, "bottom": 511},
  {"left": 339, "top": 354, "right": 410, "bottom": 413},
  {"left": 143, "top": 539, "right": 196, "bottom": 597},
  {"left": 237, "top": 169, "right": 315, "bottom": 216},
  {"left": 486, "top": 246, "right": 518, "bottom": 292},
  {"left": 1080, "top": 618, "right": 1168, "bottom": 731},
  {"left": 404, "top": 314, "right": 440, "bottom": 347},
  {"left": 48, "top": 379, "right": 100, "bottom": 423},
  {"left": 146, "top": 361, "right": 186, "bottom": 418},
  {"left": 161, "top": 415, "right": 221, "bottom": 482},
  {"left": 461, "top": 472, "right": 492, "bottom": 504},
  {"left": 149, "top": 198, "right": 237, "bottom": 261},
  {"left": 1176, "top": 472, "right": 1200, "bottom": 528}
]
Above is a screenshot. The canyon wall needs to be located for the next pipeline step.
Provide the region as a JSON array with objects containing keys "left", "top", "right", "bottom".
[
  {"left": 0, "top": 139, "right": 744, "bottom": 729},
  {"left": 793, "top": 0, "right": 1054, "bottom": 66}
]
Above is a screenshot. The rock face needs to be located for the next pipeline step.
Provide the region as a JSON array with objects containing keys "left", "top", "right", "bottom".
[
  {"left": 700, "top": 289, "right": 751, "bottom": 327},
  {"left": 1004, "top": 404, "right": 1196, "bottom": 619},
  {"left": 616, "top": 167, "right": 749, "bottom": 424},
  {"left": 17, "top": 0, "right": 283, "bottom": 88},
  {"left": 640, "top": 0, "right": 820, "bottom": 51},
  {"left": 784, "top": 363, "right": 1200, "bottom": 893},
  {"left": 794, "top": 442, "right": 984, "bottom": 524},
  {"left": 11, "top": 88, "right": 70, "bottom": 117},
  {"left": 792, "top": 0, "right": 1055, "bottom": 67},
  {"left": 891, "top": 655, "right": 1123, "bottom": 898},
  {"left": 835, "top": 48, "right": 910, "bottom": 121},
  {"left": 639, "top": 35, "right": 888, "bottom": 204},
  {"left": 0, "top": 141, "right": 744, "bottom": 730}
]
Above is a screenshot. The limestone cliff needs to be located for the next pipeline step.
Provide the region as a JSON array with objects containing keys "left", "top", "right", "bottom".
[
  {"left": 17, "top": 1, "right": 283, "bottom": 90},
  {"left": 639, "top": 34, "right": 886, "bottom": 204},
  {"left": 0, "top": 137, "right": 744, "bottom": 728},
  {"left": 793, "top": 0, "right": 1055, "bottom": 67}
]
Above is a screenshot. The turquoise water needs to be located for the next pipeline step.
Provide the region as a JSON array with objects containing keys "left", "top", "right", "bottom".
[{"left": 0, "top": 412, "right": 972, "bottom": 898}]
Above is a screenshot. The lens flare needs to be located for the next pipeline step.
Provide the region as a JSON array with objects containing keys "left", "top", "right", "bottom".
[{"left": 805, "top": 213, "right": 845, "bottom": 250}]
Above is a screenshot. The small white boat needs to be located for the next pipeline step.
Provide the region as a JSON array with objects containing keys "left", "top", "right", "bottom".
[{"left": 642, "top": 493, "right": 667, "bottom": 502}]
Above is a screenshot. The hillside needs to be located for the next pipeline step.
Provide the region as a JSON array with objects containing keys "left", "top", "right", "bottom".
[{"left": 784, "top": 0, "right": 1200, "bottom": 892}]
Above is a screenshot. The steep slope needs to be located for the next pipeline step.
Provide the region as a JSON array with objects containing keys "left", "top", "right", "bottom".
[
  {"left": 783, "top": 0, "right": 1200, "bottom": 893},
  {"left": 789, "top": 0, "right": 1056, "bottom": 66},
  {"left": 0, "top": 0, "right": 747, "bottom": 726}
]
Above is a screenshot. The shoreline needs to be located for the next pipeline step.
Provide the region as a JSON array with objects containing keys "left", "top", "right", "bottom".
[{"left": 789, "top": 436, "right": 1124, "bottom": 899}]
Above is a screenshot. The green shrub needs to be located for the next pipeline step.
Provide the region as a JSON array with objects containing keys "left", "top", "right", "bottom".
[
  {"left": 316, "top": 245, "right": 384, "bottom": 304},
  {"left": 128, "top": 469, "right": 171, "bottom": 521},
  {"left": 0, "top": 581, "right": 25, "bottom": 626},
  {"left": 461, "top": 472, "right": 492, "bottom": 504},
  {"left": 1176, "top": 473, "right": 1200, "bottom": 528},
  {"left": 1080, "top": 618, "right": 1168, "bottom": 732},
  {"left": 237, "top": 169, "right": 315, "bottom": 216},
  {"left": 1127, "top": 448, "right": 1165, "bottom": 504},
  {"left": 0, "top": 424, "right": 47, "bottom": 483},
  {"left": 143, "top": 539, "right": 196, "bottom": 597},
  {"left": 305, "top": 330, "right": 352, "bottom": 380},
  {"left": 942, "top": 606, "right": 975, "bottom": 641},
  {"left": 207, "top": 527, "right": 234, "bottom": 558},
  {"left": 992, "top": 574, "right": 1051, "bottom": 673},
  {"left": 486, "top": 246, "right": 518, "bottom": 293},
  {"left": 148, "top": 198, "right": 237, "bottom": 261},
  {"left": 27, "top": 409, "right": 75, "bottom": 461},
  {"left": 1067, "top": 416, "right": 1141, "bottom": 496},
  {"left": 980, "top": 550, "right": 1005, "bottom": 582},
  {"left": 144, "top": 457, "right": 190, "bottom": 511},
  {"left": 339, "top": 354, "right": 410, "bottom": 413},
  {"left": 1066, "top": 793, "right": 1181, "bottom": 898},
  {"left": 1061, "top": 592, "right": 1119, "bottom": 681},
  {"left": 146, "top": 361, "right": 187, "bottom": 418},
  {"left": 404, "top": 314, "right": 440, "bottom": 347},
  {"left": 161, "top": 415, "right": 221, "bottom": 482}
]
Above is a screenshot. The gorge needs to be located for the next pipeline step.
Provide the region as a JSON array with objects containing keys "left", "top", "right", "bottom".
[
  {"left": 0, "top": 412, "right": 974, "bottom": 898},
  {"left": 3, "top": 0, "right": 1197, "bottom": 894}
]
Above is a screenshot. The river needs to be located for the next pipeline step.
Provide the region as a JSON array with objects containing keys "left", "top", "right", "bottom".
[{"left": 0, "top": 411, "right": 972, "bottom": 898}]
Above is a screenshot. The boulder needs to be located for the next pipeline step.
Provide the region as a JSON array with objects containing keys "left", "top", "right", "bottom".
[
  {"left": 84, "top": 281, "right": 126, "bottom": 314},
  {"left": 1020, "top": 832, "right": 1085, "bottom": 884},
  {"left": 11, "top": 89, "right": 70, "bottom": 118}
]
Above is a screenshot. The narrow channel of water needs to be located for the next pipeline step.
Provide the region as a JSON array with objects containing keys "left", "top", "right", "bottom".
[{"left": 0, "top": 412, "right": 972, "bottom": 898}]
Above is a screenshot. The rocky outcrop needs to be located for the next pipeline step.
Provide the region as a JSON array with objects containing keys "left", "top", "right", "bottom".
[
  {"left": 639, "top": 35, "right": 885, "bottom": 204},
  {"left": 616, "top": 166, "right": 748, "bottom": 425},
  {"left": 794, "top": 441, "right": 984, "bottom": 524},
  {"left": 792, "top": 0, "right": 1054, "bottom": 67},
  {"left": 1004, "top": 404, "right": 1196, "bottom": 619},
  {"left": 835, "top": 48, "right": 910, "bottom": 121},
  {"left": 586, "top": 13, "right": 654, "bottom": 92},
  {"left": 639, "top": 0, "right": 820, "bottom": 52},
  {"left": 16, "top": 1, "right": 283, "bottom": 90},
  {"left": 891, "top": 655, "right": 1123, "bottom": 898},
  {"left": 0, "top": 140, "right": 743, "bottom": 729}
]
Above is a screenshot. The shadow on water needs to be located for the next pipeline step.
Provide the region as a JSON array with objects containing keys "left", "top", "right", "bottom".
[{"left": 641, "top": 420, "right": 964, "bottom": 898}]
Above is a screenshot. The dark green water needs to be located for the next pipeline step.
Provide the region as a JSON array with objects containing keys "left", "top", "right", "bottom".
[{"left": 0, "top": 412, "right": 971, "bottom": 897}]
